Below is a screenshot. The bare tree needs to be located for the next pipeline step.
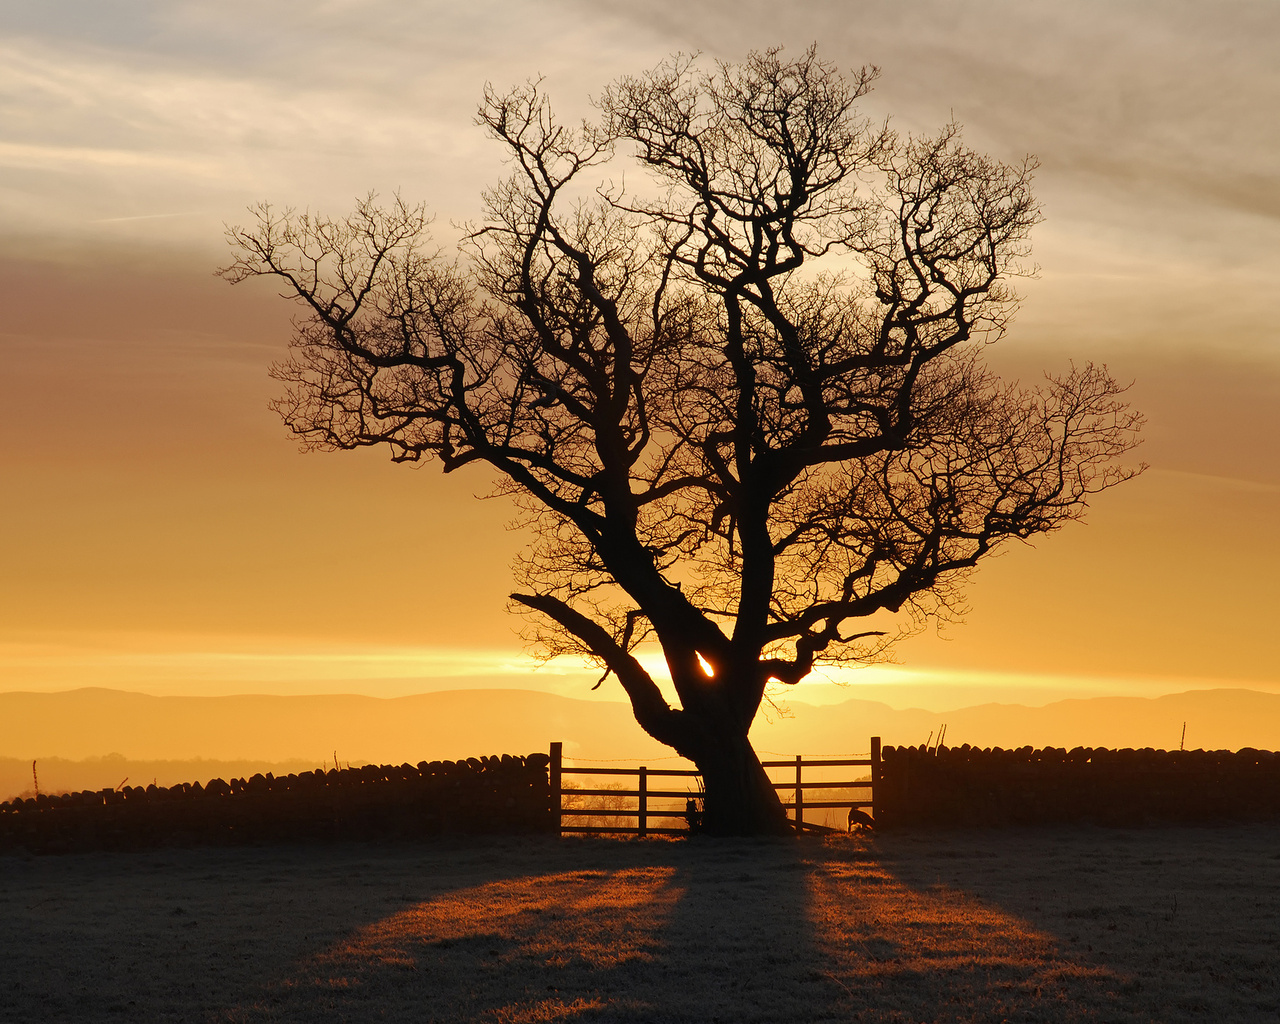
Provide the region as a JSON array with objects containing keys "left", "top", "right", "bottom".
[{"left": 221, "top": 48, "right": 1143, "bottom": 835}]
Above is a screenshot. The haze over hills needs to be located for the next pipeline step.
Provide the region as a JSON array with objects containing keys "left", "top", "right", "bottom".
[{"left": 3, "top": 686, "right": 1279, "bottom": 801}]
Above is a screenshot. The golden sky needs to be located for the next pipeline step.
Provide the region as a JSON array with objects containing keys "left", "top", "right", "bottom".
[{"left": 2, "top": 0, "right": 1278, "bottom": 712}]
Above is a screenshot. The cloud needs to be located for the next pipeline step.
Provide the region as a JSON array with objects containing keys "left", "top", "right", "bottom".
[
  {"left": 2, "top": 0, "right": 1277, "bottom": 699},
  {"left": 573, "top": 1, "right": 1280, "bottom": 234},
  {"left": 9, "top": 1, "right": 1275, "bottom": 282},
  {"left": 0, "top": 633, "right": 610, "bottom": 698},
  {"left": 0, "top": 1, "right": 679, "bottom": 247},
  {"left": 0, "top": 38, "right": 468, "bottom": 241}
]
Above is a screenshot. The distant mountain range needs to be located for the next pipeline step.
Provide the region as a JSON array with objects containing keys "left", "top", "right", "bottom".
[{"left": 3, "top": 686, "right": 1278, "bottom": 801}]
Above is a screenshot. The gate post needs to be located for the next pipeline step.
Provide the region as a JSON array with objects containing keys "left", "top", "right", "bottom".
[
  {"left": 871, "top": 736, "right": 881, "bottom": 821},
  {"left": 795, "top": 754, "right": 804, "bottom": 834},
  {"left": 638, "top": 766, "right": 648, "bottom": 838},
  {"left": 549, "top": 742, "right": 562, "bottom": 835}
]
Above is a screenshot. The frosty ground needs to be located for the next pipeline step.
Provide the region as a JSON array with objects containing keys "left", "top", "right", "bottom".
[{"left": 2, "top": 825, "right": 1277, "bottom": 1023}]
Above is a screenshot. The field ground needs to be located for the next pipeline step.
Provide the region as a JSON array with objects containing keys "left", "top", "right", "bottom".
[{"left": 2, "top": 826, "right": 1278, "bottom": 1023}]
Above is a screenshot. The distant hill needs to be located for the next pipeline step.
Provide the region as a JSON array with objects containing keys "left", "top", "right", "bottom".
[
  {"left": 755, "top": 688, "right": 1280, "bottom": 757},
  {"left": 3, "top": 686, "right": 1278, "bottom": 800},
  {"left": 1, "top": 754, "right": 328, "bottom": 804},
  {"left": 0, "top": 687, "right": 655, "bottom": 763}
]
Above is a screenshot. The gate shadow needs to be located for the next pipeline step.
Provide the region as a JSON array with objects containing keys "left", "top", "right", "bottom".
[
  {"left": 207, "top": 832, "right": 1187, "bottom": 1023},
  {"left": 214, "top": 835, "right": 835, "bottom": 1023},
  {"left": 871, "top": 824, "right": 1280, "bottom": 1023},
  {"left": 13, "top": 830, "right": 1236, "bottom": 1022}
]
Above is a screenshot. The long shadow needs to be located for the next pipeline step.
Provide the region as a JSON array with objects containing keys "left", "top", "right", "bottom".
[
  {"left": 802, "top": 834, "right": 1134, "bottom": 1022},
  {"left": 15, "top": 828, "right": 1270, "bottom": 1023},
  {"left": 607, "top": 836, "right": 843, "bottom": 1022},
  {"left": 206, "top": 834, "right": 836, "bottom": 1024},
  {"left": 873, "top": 824, "right": 1280, "bottom": 1023},
  {"left": 0, "top": 836, "right": 576, "bottom": 1024},
  {"left": 211, "top": 833, "right": 1181, "bottom": 1023}
]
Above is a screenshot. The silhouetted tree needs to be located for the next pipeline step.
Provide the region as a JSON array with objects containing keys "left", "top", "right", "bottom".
[{"left": 222, "top": 48, "right": 1143, "bottom": 835}]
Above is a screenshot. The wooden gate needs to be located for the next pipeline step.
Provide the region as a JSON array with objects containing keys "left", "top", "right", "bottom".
[{"left": 549, "top": 739, "right": 880, "bottom": 835}]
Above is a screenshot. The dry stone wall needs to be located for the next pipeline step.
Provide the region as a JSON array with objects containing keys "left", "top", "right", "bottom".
[
  {"left": 0, "top": 753, "right": 553, "bottom": 853},
  {"left": 875, "top": 744, "right": 1280, "bottom": 827}
]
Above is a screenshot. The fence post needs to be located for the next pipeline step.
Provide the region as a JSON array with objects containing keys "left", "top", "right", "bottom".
[
  {"left": 638, "top": 766, "right": 647, "bottom": 838},
  {"left": 795, "top": 754, "right": 804, "bottom": 834},
  {"left": 870, "top": 736, "right": 881, "bottom": 821},
  {"left": 549, "top": 742, "right": 562, "bottom": 835}
]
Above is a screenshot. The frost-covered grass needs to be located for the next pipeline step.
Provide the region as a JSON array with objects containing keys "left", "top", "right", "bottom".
[{"left": 2, "top": 825, "right": 1278, "bottom": 1022}]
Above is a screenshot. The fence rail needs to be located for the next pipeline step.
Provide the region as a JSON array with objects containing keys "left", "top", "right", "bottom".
[{"left": 550, "top": 738, "right": 881, "bottom": 835}]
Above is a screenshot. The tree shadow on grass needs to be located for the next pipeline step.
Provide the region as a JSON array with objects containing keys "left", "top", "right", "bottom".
[
  {"left": 0, "top": 837, "right": 578, "bottom": 1024},
  {"left": 216, "top": 836, "right": 831, "bottom": 1023},
  {"left": 870, "top": 825, "right": 1280, "bottom": 1024},
  {"left": 206, "top": 833, "right": 1184, "bottom": 1024},
  {"left": 16, "top": 829, "right": 1240, "bottom": 1023},
  {"left": 9, "top": 830, "right": 1223, "bottom": 1023},
  {"left": 806, "top": 836, "right": 1136, "bottom": 1022}
]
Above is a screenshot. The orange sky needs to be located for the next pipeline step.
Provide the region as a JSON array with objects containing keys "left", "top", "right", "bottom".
[{"left": 2, "top": 1, "right": 1278, "bottom": 720}]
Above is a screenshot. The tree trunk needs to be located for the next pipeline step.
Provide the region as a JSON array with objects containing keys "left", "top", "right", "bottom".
[{"left": 690, "top": 725, "right": 793, "bottom": 837}]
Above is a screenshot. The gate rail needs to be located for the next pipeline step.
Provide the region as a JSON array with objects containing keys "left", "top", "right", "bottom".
[{"left": 549, "top": 738, "right": 881, "bottom": 835}]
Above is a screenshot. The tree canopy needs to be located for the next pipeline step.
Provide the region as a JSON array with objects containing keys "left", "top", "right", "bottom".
[{"left": 222, "top": 47, "right": 1143, "bottom": 833}]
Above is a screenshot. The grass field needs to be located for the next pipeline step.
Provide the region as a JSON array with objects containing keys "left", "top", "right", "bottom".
[{"left": 2, "top": 825, "right": 1278, "bottom": 1022}]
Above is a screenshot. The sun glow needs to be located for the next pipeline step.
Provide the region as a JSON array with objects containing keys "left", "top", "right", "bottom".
[{"left": 1, "top": 632, "right": 1260, "bottom": 716}]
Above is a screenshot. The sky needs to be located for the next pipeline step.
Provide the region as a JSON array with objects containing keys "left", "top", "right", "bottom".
[{"left": 2, "top": 0, "right": 1278, "bottom": 715}]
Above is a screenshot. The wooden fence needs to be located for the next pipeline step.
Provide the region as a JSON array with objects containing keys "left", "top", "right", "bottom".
[{"left": 550, "top": 738, "right": 881, "bottom": 835}]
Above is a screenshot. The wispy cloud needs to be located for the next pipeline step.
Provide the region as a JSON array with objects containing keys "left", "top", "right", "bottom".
[
  {"left": 0, "top": 2, "right": 674, "bottom": 244},
  {"left": 89, "top": 212, "right": 203, "bottom": 224},
  {"left": 0, "top": 635, "right": 597, "bottom": 696},
  {"left": 0, "top": 140, "right": 223, "bottom": 175},
  {"left": 2, "top": 1, "right": 1278, "bottom": 700},
  {"left": 574, "top": 0, "right": 1280, "bottom": 269},
  {"left": 3, "top": 633, "right": 1269, "bottom": 709}
]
